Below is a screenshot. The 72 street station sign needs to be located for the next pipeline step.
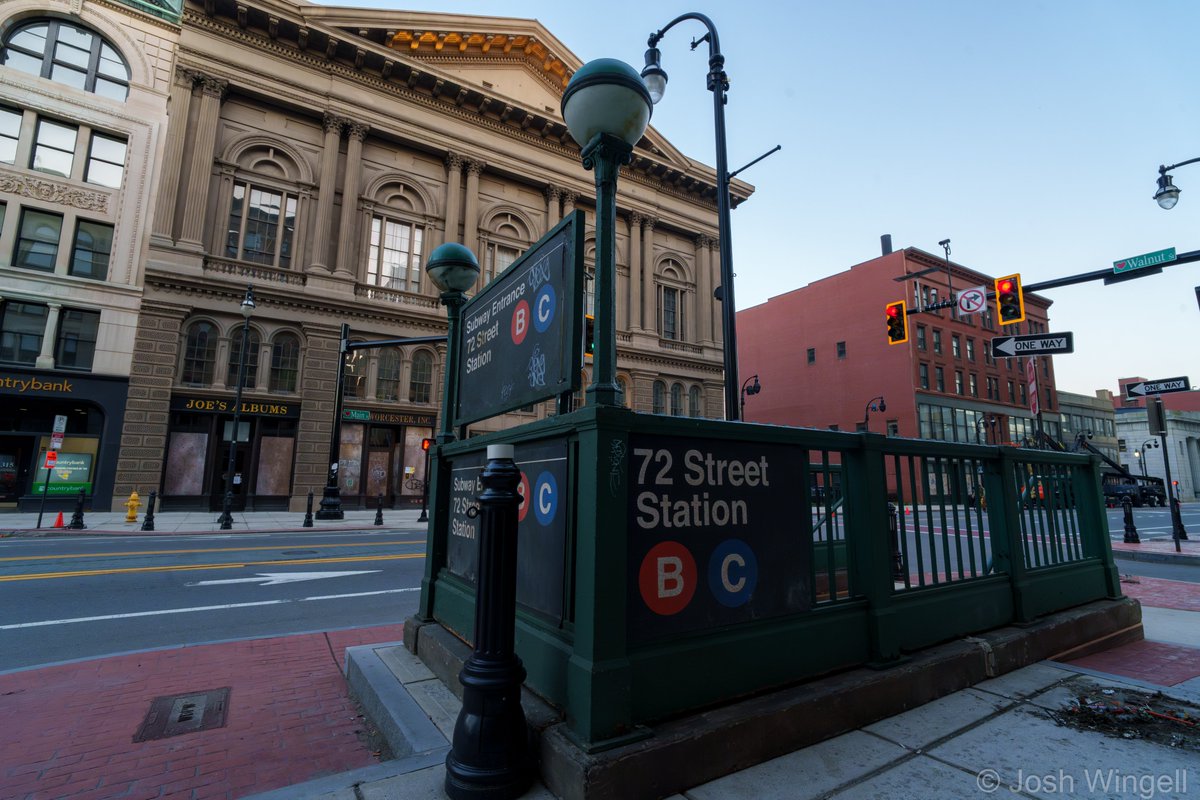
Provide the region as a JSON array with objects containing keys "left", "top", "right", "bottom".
[
  {"left": 991, "top": 332, "right": 1074, "bottom": 357},
  {"left": 1125, "top": 377, "right": 1191, "bottom": 398}
]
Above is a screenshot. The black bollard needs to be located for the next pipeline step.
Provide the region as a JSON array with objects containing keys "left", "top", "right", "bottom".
[
  {"left": 67, "top": 488, "right": 88, "bottom": 530},
  {"left": 374, "top": 493, "right": 384, "bottom": 526},
  {"left": 1174, "top": 498, "right": 1189, "bottom": 541},
  {"left": 445, "top": 444, "right": 533, "bottom": 800},
  {"left": 1122, "top": 497, "right": 1139, "bottom": 544},
  {"left": 303, "top": 490, "right": 314, "bottom": 527},
  {"left": 888, "top": 502, "right": 904, "bottom": 580},
  {"left": 141, "top": 490, "right": 157, "bottom": 532}
]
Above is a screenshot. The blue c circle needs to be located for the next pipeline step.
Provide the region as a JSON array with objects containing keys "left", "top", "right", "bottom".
[
  {"left": 533, "top": 471, "right": 558, "bottom": 526},
  {"left": 533, "top": 285, "right": 556, "bottom": 333},
  {"left": 707, "top": 538, "right": 757, "bottom": 607}
]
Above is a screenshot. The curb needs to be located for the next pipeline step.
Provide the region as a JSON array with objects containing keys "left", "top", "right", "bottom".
[{"left": 1111, "top": 548, "right": 1200, "bottom": 566}]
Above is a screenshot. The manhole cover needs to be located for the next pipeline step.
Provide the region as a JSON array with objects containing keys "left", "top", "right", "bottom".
[
  {"left": 133, "top": 687, "right": 230, "bottom": 742},
  {"left": 282, "top": 550, "right": 319, "bottom": 555}
]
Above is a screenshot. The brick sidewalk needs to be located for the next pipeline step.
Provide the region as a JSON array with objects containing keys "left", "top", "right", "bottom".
[
  {"left": 1117, "top": 573, "right": 1200, "bottom": 612},
  {"left": 0, "top": 623, "right": 406, "bottom": 800}
]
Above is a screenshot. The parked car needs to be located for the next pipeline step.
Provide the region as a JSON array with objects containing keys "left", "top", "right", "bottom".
[{"left": 1101, "top": 472, "right": 1142, "bottom": 508}]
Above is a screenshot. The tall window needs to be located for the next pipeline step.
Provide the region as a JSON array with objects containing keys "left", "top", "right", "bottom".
[
  {"left": 689, "top": 385, "right": 701, "bottom": 417},
  {"left": 2, "top": 20, "right": 131, "bottom": 100},
  {"left": 55, "top": 308, "right": 99, "bottom": 369},
  {"left": 0, "top": 302, "right": 47, "bottom": 364},
  {"left": 0, "top": 106, "right": 19, "bottom": 163},
  {"left": 916, "top": 325, "right": 927, "bottom": 350},
  {"left": 652, "top": 380, "right": 666, "bottom": 414},
  {"left": 409, "top": 351, "right": 433, "bottom": 403},
  {"left": 952, "top": 335, "right": 961, "bottom": 358},
  {"left": 342, "top": 348, "right": 365, "bottom": 398},
  {"left": 935, "top": 366, "right": 945, "bottom": 392},
  {"left": 919, "top": 363, "right": 929, "bottom": 390},
  {"left": 85, "top": 133, "right": 127, "bottom": 188},
  {"left": 226, "top": 182, "right": 298, "bottom": 268},
  {"left": 269, "top": 333, "right": 300, "bottom": 393},
  {"left": 955, "top": 370, "right": 964, "bottom": 395},
  {"left": 966, "top": 338, "right": 976, "bottom": 362},
  {"left": 670, "top": 383, "right": 684, "bottom": 416},
  {"left": 14, "top": 209, "right": 62, "bottom": 272},
  {"left": 660, "top": 286, "right": 682, "bottom": 341},
  {"left": 377, "top": 349, "right": 401, "bottom": 401},
  {"left": 69, "top": 220, "right": 113, "bottom": 280},
  {"left": 969, "top": 373, "right": 978, "bottom": 397},
  {"left": 181, "top": 321, "right": 217, "bottom": 386},
  {"left": 932, "top": 329, "right": 942, "bottom": 354},
  {"left": 367, "top": 216, "right": 423, "bottom": 291},
  {"left": 806, "top": 347, "right": 815, "bottom": 364},
  {"left": 225, "top": 328, "right": 261, "bottom": 389},
  {"left": 31, "top": 119, "right": 76, "bottom": 178},
  {"left": 836, "top": 341, "right": 847, "bottom": 359},
  {"left": 486, "top": 243, "right": 519, "bottom": 284}
]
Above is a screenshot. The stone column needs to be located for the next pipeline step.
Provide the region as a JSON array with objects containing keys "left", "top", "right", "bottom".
[
  {"left": 696, "top": 234, "right": 714, "bottom": 344},
  {"left": 152, "top": 67, "right": 196, "bottom": 243},
  {"left": 641, "top": 217, "right": 657, "bottom": 336},
  {"left": 334, "top": 121, "right": 368, "bottom": 278},
  {"left": 308, "top": 113, "right": 344, "bottom": 274},
  {"left": 35, "top": 304, "right": 62, "bottom": 368},
  {"left": 628, "top": 212, "right": 643, "bottom": 331},
  {"left": 177, "top": 75, "right": 227, "bottom": 251},
  {"left": 463, "top": 159, "right": 484, "bottom": 259},
  {"left": 444, "top": 153, "right": 463, "bottom": 244},
  {"left": 562, "top": 190, "right": 577, "bottom": 219},
  {"left": 544, "top": 185, "right": 561, "bottom": 231}
]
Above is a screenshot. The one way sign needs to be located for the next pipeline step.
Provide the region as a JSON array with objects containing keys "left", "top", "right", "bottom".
[
  {"left": 1125, "top": 377, "right": 1191, "bottom": 398},
  {"left": 991, "top": 332, "right": 1075, "bottom": 357}
]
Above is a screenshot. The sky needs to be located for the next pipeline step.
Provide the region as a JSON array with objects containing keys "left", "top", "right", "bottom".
[{"left": 323, "top": 0, "right": 1199, "bottom": 396}]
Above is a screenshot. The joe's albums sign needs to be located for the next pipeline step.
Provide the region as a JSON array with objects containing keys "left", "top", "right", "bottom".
[{"left": 170, "top": 395, "right": 300, "bottom": 418}]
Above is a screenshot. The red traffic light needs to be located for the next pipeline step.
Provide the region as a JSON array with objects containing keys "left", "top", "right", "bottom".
[
  {"left": 997, "top": 279, "right": 1014, "bottom": 294},
  {"left": 886, "top": 305, "right": 900, "bottom": 318},
  {"left": 421, "top": 437, "right": 434, "bottom": 451}
]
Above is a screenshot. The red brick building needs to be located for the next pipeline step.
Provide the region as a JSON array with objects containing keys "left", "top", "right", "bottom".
[{"left": 737, "top": 244, "right": 1060, "bottom": 445}]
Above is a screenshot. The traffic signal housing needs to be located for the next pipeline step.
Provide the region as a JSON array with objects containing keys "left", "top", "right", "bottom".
[
  {"left": 584, "top": 314, "right": 595, "bottom": 360},
  {"left": 421, "top": 437, "right": 434, "bottom": 452},
  {"left": 995, "top": 273, "right": 1026, "bottom": 326},
  {"left": 885, "top": 301, "right": 908, "bottom": 345}
]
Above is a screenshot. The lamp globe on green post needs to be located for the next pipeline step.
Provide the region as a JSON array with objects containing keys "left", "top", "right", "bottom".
[
  {"left": 561, "top": 58, "right": 651, "bottom": 407},
  {"left": 427, "top": 242, "right": 480, "bottom": 444}
]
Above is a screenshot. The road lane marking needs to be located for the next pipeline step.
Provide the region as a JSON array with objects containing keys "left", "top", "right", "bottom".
[
  {"left": 0, "top": 553, "right": 424, "bottom": 582},
  {"left": 0, "top": 587, "right": 421, "bottom": 630},
  {"left": 188, "top": 570, "right": 381, "bottom": 586},
  {"left": 0, "top": 540, "right": 423, "bottom": 563}
]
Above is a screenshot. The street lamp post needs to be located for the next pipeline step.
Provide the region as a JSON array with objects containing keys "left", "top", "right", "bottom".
[
  {"left": 427, "top": 243, "right": 482, "bottom": 443},
  {"left": 739, "top": 374, "right": 760, "bottom": 419},
  {"left": 561, "top": 59, "right": 652, "bottom": 408},
  {"left": 1139, "top": 438, "right": 1158, "bottom": 477},
  {"left": 316, "top": 323, "right": 349, "bottom": 520},
  {"left": 217, "top": 286, "right": 256, "bottom": 530},
  {"left": 861, "top": 396, "right": 886, "bottom": 433},
  {"left": 642, "top": 13, "right": 741, "bottom": 420},
  {"left": 1154, "top": 157, "right": 1200, "bottom": 209}
]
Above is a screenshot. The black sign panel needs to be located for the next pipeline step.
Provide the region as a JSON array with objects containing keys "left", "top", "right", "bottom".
[
  {"left": 1126, "top": 376, "right": 1191, "bottom": 398},
  {"left": 991, "top": 332, "right": 1075, "bottom": 357},
  {"left": 446, "top": 439, "right": 569, "bottom": 621},
  {"left": 626, "top": 434, "right": 811, "bottom": 643},
  {"left": 455, "top": 212, "right": 584, "bottom": 426}
]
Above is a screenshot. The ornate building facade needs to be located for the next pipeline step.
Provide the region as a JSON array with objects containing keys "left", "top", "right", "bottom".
[{"left": 113, "top": 0, "right": 745, "bottom": 512}]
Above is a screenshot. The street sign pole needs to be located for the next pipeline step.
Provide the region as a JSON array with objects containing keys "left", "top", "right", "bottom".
[
  {"left": 36, "top": 451, "right": 56, "bottom": 529},
  {"left": 1150, "top": 396, "right": 1189, "bottom": 550}
]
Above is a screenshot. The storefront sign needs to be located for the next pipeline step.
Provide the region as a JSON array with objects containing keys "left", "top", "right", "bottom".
[
  {"left": 626, "top": 434, "right": 811, "bottom": 643},
  {"left": 34, "top": 452, "right": 94, "bottom": 495},
  {"left": 342, "top": 409, "right": 436, "bottom": 427},
  {"left": 0, "top": 374, "right": 76, "bottom": 394},
  {"left": 171, "top": 395, "right": 300, "bottom": 418}
]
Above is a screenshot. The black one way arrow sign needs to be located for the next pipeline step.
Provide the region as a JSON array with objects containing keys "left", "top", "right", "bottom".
[
  {"left": 991, "top": 332, "right": 1074, "bottom": 357},
  {"left": 1126, "top": 376, "right": 1191, "bottom": 398}
]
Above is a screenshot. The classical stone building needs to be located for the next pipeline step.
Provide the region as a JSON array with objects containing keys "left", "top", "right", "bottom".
[
  {"left": 0, "top": 0, "right": 179, "bottom": 510},
  {"left": 114, "top": 0, "right": 744, "bottom": 512}
]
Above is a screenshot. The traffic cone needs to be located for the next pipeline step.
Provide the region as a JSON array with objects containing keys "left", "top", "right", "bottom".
[
  {"left": 53, "top": 511, "right": 64, "bottom": 528},
  {"left": 905, "top": 505, "right": 911, "bottom": 515}
]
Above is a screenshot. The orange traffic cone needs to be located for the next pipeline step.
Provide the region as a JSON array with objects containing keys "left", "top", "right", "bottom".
[
  {"left": 53, "top": 511, "right": 64, "bottom": 528},
  {"left": 905, "top": 505, "right": 911, "bottom": 515}
]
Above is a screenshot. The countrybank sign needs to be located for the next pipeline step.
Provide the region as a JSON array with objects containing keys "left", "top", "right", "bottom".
[{"left": 1113, "top": 247, "right": 1176, "bottom": 275}]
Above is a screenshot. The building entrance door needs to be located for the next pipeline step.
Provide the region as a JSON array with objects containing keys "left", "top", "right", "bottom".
[
  {"left": 208, "top": 419, "right": 253, "bottom": 512},
  {"left": 0, "top": 436, "right": 34, "bottom": 504},
  {"left": 365, "top": 428, "right": 394, "bottom": 507}
]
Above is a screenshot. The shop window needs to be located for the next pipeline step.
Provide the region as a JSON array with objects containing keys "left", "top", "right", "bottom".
[
  {"left": 0, "top": 301, "right": 47, "bottom": 364},
  {"left": 409, "top": 351, "right": 433, "bottom": 404},
  {"left": 367, "top": 216, "right": 423, "bottom": 292},
  {"left": 31, "top": 118, "right": 77, "bottom": 178},
  {"left": 226, "top": 181, "right": 298, "bottom": 269},
  {"left": 377, "top": 349, "right": 401, "bottom": 401},
  {"left": 225, "top": 328, "right": 261, "bottom": 390},
  {"left": 2, "top": 20, "right": 131, "bottom": 101},
  {"left": 670, "top": 383, "right": 683, "bottom": 416},
  {"left": 652, "top": 380, "right": 665, "bottom": 414},
  {"left": 54, "top": 308, "right": 99, "bottom": 369},
  {"left": 343, "top": 348, "right": 366, "bottom": 399},
  {"left": 268, "top": 333, "right": 300, "bottom": 393},
  {"left": 689, "top": 385, "right": 701, "bottom": 417},
  {"left": 84, "top": 132, "right": 127, "bottom": 188},
  {"left": 0, "top": 106, "right": 19, "bottom": 163},
  {"left": 181, "top": 321, "right": 217, "bottom": 386},
  {"left": 69, "top": 220, "right": 113, "bottom": 280},
  {"left": 14, "top": 208, "right": 62, "bottom": 272}
]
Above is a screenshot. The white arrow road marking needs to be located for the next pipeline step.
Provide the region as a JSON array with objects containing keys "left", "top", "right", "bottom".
[{"left": 186, "top": 570, "right": 380, "bottom": 587}]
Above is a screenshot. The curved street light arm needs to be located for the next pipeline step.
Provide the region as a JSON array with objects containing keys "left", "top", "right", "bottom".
[{"left": 1161, "top": 156, "right": 1200, "bottom": 175}]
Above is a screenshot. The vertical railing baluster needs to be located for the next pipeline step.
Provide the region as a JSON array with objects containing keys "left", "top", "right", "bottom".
[
  {"left": 908, "top": 454, "right": 927, "bottom": 587},
  {"left": 893, "top": 453, "right": 912, "bottom": 590}
]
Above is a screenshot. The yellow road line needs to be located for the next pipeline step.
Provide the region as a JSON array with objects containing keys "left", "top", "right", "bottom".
[
  {"left": 0, "top": 540, "right": 423, "bottom": 563},
  {"left": 0, "top": 553, "right": 425, "bottom": 582}
]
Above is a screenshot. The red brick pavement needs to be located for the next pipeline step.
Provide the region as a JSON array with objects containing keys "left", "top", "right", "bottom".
[
  {"left": 0, "top": 623, "right": 406, "bottom": 800},
  {"left": 1065, "top": 640, "right": 1200, "bottom": 687},
  {"left": 1116, "top": 574, "right": 1200, "bottom": 612}
]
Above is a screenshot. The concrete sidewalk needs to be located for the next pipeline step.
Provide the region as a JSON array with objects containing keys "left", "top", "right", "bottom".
[{"left": 0, "top": 507, "right": 429, "bottom": 536}]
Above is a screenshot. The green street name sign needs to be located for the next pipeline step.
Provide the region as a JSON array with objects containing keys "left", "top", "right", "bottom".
[
  {"left": 1113, "top": 247, "right": 1176, "bottom": 274},
  {"left": 342, "top": 409, "right": 371, "bottom": 421}
]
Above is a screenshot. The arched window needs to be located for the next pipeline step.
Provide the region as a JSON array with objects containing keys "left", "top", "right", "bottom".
[
  {"left": 377, "top": 349, "right": 401, "bottom": 401},
  {"left": 367, "top": 217, "right": 423, "bottom": 292},
  {"left": 670, "top": 383, "right": 684, "bottom": 416},
  {"left": 652, "top": 380, "right": 666, "bottom": 414},
  {"left": 181, "top": 322, "right": 217, "bottom": 386},
  {"left": 2, "top": 21, "right": 131, "bottom": 101},
  {"left": 482, "top": 211, "right": 532, "bottom": 285},
  {"left": 269, "top": 333, "right": 300, "bottom": 393},
  {"left": 343, "top": 347, "right": 365, "bottom": 398},
  {"left": 225, "top": 328, "right": 260, "bottom": 389},
  {"left": 689, "top": 385, "right": 702, "bottom": 417},
  {"left": 226, "top": 182, "right": 298, "bottom": 268},
  {"left": 409, "top": 351, "right": 433, "bottom": 403},
  {"left": 657, "top": 260, "right": 688, "bottom": 341}
]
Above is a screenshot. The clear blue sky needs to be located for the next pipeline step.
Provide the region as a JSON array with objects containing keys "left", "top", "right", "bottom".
[{"left": 325, "top": 0, "right": 1199, "bottom": 396}]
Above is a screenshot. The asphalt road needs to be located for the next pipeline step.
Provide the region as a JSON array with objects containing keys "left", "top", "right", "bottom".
[{"left": 0, "top": 530, "right": 427, "bottom": 672}]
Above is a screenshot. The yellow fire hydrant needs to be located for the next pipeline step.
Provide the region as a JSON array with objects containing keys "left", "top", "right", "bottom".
[{"left": 125, "top": 491, "right": 141, "bottom": 522}]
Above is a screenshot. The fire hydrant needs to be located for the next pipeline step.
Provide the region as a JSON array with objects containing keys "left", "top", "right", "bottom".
[{"left": 125, "top": 491, "right": 141, "bottom": 522}]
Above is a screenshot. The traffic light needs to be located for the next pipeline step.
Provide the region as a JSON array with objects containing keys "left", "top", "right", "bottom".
[
  {"left": 421, "top": 437, "right": 434, "bottom": 452},
  {"left": 885, "top": 301, "right": 908, "bottom": 345},
  {"left": 584, "top": 314, "right": 595, "bottom": 360},
  {"left": 995, "top": 273, "right": 1025, "bottom": 325}
]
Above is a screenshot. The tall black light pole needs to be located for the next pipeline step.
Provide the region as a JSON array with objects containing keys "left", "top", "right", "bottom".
[
  {"left": 643, "top": 13, "right": 741, "bottom": 420},
  {"left": 1139, "top": 438, "right": 1158, "bottom": 477},
  {"left": 861, "top": 395, "right": 886, "bottom": 432},
  {"left": 427, "top": 243, "right": 481, "bottom": 443},
  {"left": 316, "top": 323, "right": 349, "bottom": 520},
  {"left": 217, "top": 286, "right": 256, "bottom": 530},
  {"left": 739, "top": 374, "right": 760, "bottom": 419}
]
